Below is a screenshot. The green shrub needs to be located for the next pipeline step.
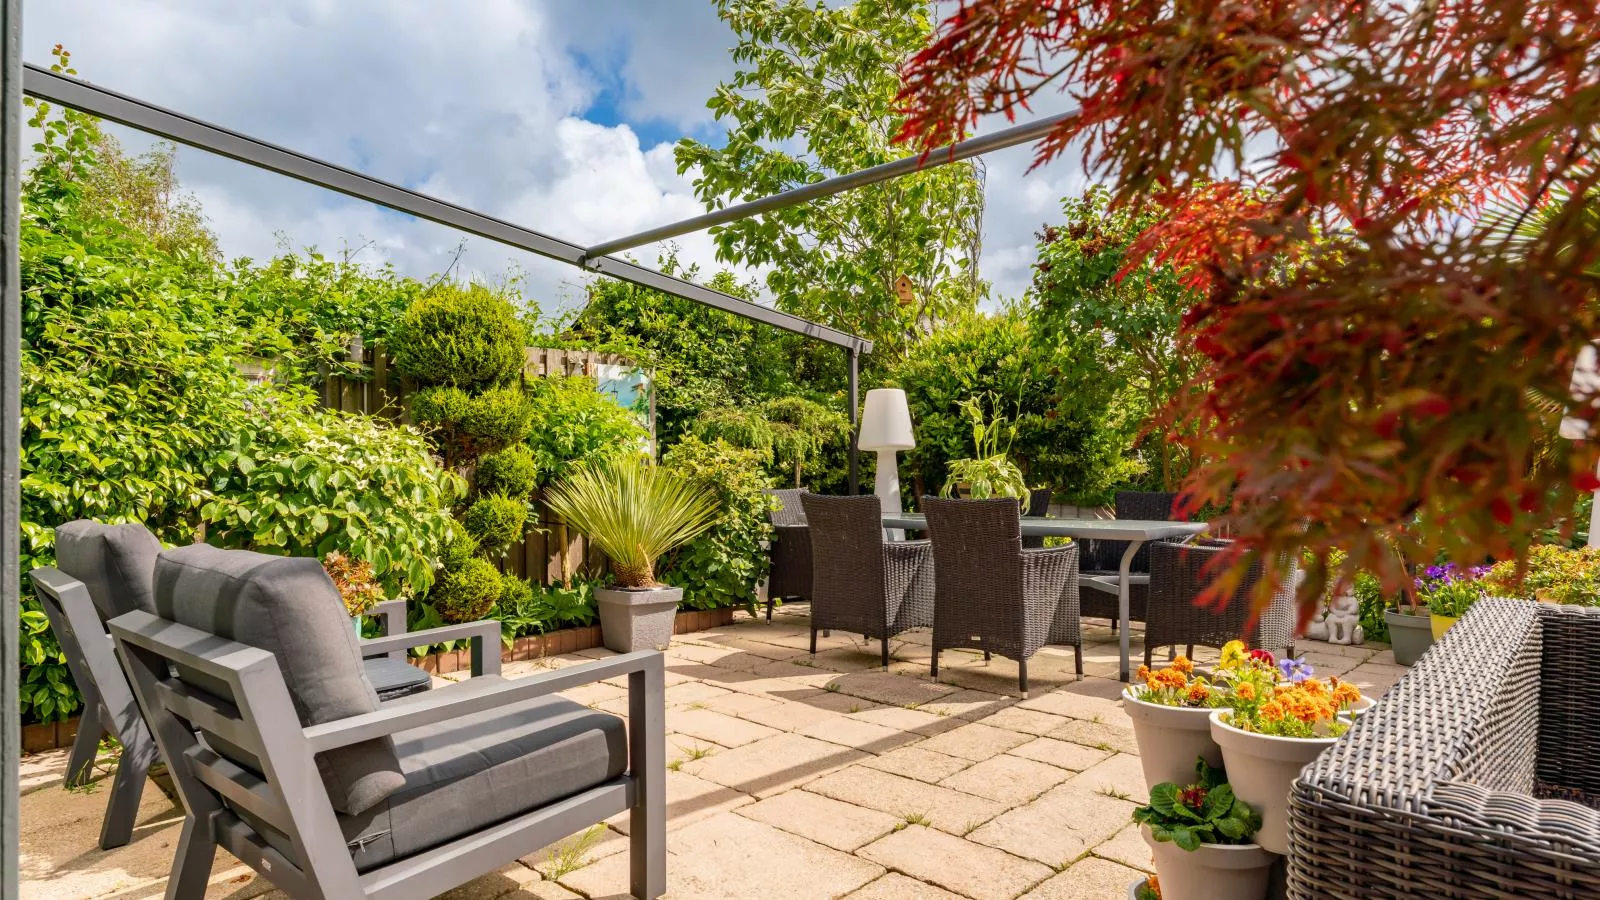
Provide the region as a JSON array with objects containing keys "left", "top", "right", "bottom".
[
  {"left": 476, "top": 444, "right": 540, "bottom": 498},
  {"left": 440, "top": 531, "right": 478, "bottom": 569},
  {"left": 462, "top": 494, "right": 528, "bottom": 554},
  {"left": 494, "top": 576, "right": 600, "bottom": 639},
  {"left": 390, "top": 284, "right": 526, "bottom": 391},
  {"left": 525, "top": 375, "right": 647, "bottom": 485},
  {"left": 461, "top": 386, "right": 536, "bottom": 446},
  {"left": 660, "top": 436, "right": 774, "bottom": 610},
  {"left": 497, "top": 572, "right": 536, "bottom": 618},
  {"left": 410, "top": 385, "right": 474, "bottom": 427},
  {"left": 433, "top": 557, "right": 504, "bottom": 623}
]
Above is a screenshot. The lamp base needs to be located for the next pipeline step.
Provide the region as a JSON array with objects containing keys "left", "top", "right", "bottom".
[{"left": 875, "top": 450, "right": 904, "bottom": 540}]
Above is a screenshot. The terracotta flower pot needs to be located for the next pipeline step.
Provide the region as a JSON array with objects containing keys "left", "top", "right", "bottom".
[
  {"left": 1142, "top": 825, "right": 1274, "bottom": 900},
  {"left": 1123, "top": 689, "right": 1223, "bottom": 792},
  {"left": 1429, "top": 613, "right": 1458, "bottom": 640},
  {"left": 1209, "top": 712, "right": 1336, "bottom": 856},
  {"left": 1383, "top": 609, "right": 1435, "bottom": 666}
]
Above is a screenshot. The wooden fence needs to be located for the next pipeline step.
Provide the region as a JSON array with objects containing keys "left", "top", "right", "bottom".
[{"left": 318, "top": 343, "right": 650, "bottom": 586}]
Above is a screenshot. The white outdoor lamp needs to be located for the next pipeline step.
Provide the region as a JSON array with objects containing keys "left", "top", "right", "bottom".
[{"left": 858, "top": 388, "right": 916, "bottom": 519}]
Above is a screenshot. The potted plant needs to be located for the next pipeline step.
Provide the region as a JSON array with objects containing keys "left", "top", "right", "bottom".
[
  {"left": 1207, "top": 643, "right": 1363, "bottom": 855},
  {"left": 941, "top": 394, "right": 1028, "bottom": 500},
  {"left": 544, "top": 454, "right": 721, "bottom": 653},
  {"left": 1416, "top": 563, "right": 1489, "bottom": 639},
  {"left": 1124, "top": 656, "right": 1227, "bottom": 791},
  {"left": 1132, "top": 758, "right": 1273, "bottom": 900},
  {"left": 1130, "top": 876, "right": 1160, "bottom": 900}
]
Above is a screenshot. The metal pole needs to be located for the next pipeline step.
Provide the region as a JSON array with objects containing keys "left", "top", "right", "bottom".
[
  {"left": 582, "top": 112, "right": 1072, "bottom": 261},
  {"left": 1, "top": 0, "right": 22, "bottom": 895},
  {"left": 847, "top": 346, "right": 859, "bottom": 496}
]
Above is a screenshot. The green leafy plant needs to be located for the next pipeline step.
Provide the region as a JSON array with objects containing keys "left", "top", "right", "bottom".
[
  {"left": 494, "top": 576, "right": 601, "bottom": 642},
  {"left": 1132, "top": 758, "right": 1262, "bottom": 851},
  {"left": 461, "top": 494, "right": 529, "bottom": 555},
  {"left": 544, "top": 454, "right": 720, "bottom": 588},
  {"left": 1482, "top": 545, "right": 1600, "bottom": 606},
  {"left": 460, "top": 386, "right": 536, "bottom": 446},
  {"left": 475, "top": 444, "right": 540, "bottom": 498},
  {"left": 433, "top": 557, "right": 503, "bottom": 624},
  {"left": 524, "top": 374, "right": 646, "bottom": 485},
  {"left": 661, "top": 436, "right": 775, "bottom": 610},
  {"left": 941, "top": 394, "right": 1029, "bottom": 501},
  {"left": 389, "top": 284, "right": 526, "bottom": 391}
]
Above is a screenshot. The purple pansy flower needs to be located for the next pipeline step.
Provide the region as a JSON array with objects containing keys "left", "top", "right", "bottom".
[{"left": 1278, "top": 656, "right": 1314, "bottom": 684}]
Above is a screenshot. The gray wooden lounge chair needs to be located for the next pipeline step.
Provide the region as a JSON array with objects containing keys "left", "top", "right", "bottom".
[
  {"left": 922, "top": 497, "right": 1081, "bottom": 698},
  {"left": 33, "top": 521, "right": 426, "bottom": 850},
  {"left": 800, "top": 493, "right": 933, "bottom": 669},
  {"left": 102, "top": 542, "right": 666, "bottom": 900},
  {"left": 764, "top": 488, "right": 811, "bottom": 623}
]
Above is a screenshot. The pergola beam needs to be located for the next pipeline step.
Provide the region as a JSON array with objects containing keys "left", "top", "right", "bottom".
[
  {"left": 21, "top": 65, "right": 871, "bottom": 354},
  {"left": 582, "top": 112, "right": 1073, "bottom": 261}
]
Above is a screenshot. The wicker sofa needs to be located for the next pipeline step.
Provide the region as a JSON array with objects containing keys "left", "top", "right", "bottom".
[{"left": 1288, "top": 599, "right": 1600, "bottom": 898}]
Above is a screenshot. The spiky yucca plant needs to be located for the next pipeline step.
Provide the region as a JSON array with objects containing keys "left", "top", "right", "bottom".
[{"left": 544, "top": 454, "right": 721, "bottom": 589}]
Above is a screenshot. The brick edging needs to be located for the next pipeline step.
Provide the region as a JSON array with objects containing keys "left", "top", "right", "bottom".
[{"left": 20, "top": 606, "right": 740, "bottom": 752}]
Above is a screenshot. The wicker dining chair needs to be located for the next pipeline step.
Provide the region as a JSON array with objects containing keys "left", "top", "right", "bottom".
[
  {"left": 1142, "top": 537, "right": 1297, "bottom": 667},
  {"left": 764, "top": 488, "right": 812, "bottom": 623},
  {"left": 1289, "top": 600, "right": 1600, "bottom": 899},
  {"left": 1021, "top": 487, "right": 1053, "bottom": 550},
  {"left": 800, "top": 493, "right": 934, "bottom": 670},
  {"left": 921, "top": 497, "right": 1081, "bottom": 698},
  {"left": 1079, "top": 491, "right": 1180, "bottom": 628}
]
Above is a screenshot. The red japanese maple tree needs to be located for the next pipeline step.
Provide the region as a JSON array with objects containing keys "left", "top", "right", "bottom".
[{"left": 897, "top": 1, "right": 1600, "bottom": 612}]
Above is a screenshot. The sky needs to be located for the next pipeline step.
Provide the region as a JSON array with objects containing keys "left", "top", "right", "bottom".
[{"left": 23, "top": 0, "right": 1090, "bottom": 319}]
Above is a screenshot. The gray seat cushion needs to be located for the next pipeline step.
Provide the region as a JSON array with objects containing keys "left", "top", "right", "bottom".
[
  {"left": 365, "top": 657, "right": 432, "bottom": 701},
  {"left": 341, "top": 682, "right": 627, "bottom": 872},
  {"left": 54, "top": 520, "right": 162, "bottom": 620},
  {"left": 154, "top": 543, "right": 404, "bottom": 815}
]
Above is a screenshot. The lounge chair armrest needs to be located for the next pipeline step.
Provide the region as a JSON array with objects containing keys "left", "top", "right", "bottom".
[
  {"left": 303, "top": 650, "right": 664, "bottom": 753},
  {"left": 363, "top": 599, "right": 409, "bottom": 636},
  {"left": 357, "top": 619, "right": 502, "bottom": 676}
]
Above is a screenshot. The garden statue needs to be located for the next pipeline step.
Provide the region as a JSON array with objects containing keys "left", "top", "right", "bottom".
[
  {"left": 1304, "top": 603, "right": 1330, "bottom": 642},
  {"left": 1323, "top": 591, "right": 1365, "bottom": 645}
]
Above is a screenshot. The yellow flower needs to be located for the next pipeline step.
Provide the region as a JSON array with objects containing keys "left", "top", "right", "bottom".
[{"left": 1220, "top": 640, "right": 1247, "bottom": 669}]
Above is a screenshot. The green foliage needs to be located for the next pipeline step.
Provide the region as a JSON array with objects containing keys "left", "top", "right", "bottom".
[
  {"left": 1132, "top": 758, "right": 1261, "bottom": 851},
  {"left": 460, "top": 386, "right": 537, "bottom": 446},
  {"left": 461, "top": 494, "right": 529, "bottom": 555},
  {"left": 893, "top": 309, "right": 1138, "bottom": 503},
  {"left": 1030, "top": 188, "right": 1204, "bottom": 491},
  {"left": 545, "top": 454, "right": 722, "bottom": 588},
  {"left": 475, "top": 445, "right": 540, "bottom": 499},
  {"left": 1353, "top": 571, "right": 1390, "bottom": 642},
  {"left": 940, "top": 395, "right": 1029, "bottom": 500},
  {"left": 676, "top": 0, "right": 986, "bottom": 362},
  {"left": 661, "top": 436, "right": 775, "bottom": 611},
  {"left": 433, "top": 557, "right": 504, "bottom": 624},
  {"left": 1482, "top": 545, "right": 1600, "bottom": 606},
  {"left": 524, "top": 374, "right": 648, "bottom": 486},
  {"left": 493, "top": 576, "right": 600, "bottom": 641},
  {"left": 688, "top": 396, "right": 850, "bottom": 490},
  {"left": 390, "top": 284, "right": 526, "bottom": 391},
  {"left": 200, "top": 415, "right": 464, "bottom": 598},
  {"left": 411, "top": 386, "right": 474, "bottom": 426}
]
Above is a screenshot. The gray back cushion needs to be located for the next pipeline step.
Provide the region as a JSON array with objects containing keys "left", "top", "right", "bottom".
[
  {"left": 54, "top": 520, "right": 162, "bottom": 621},
  {"left": 154, "top": 543, "right": 404, "bottom": 815}
]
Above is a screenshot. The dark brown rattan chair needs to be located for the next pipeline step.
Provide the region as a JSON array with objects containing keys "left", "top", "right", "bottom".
[
  {"left": 1079, "top": 491, "right": 1180, "bottom": 628},
  {"left": 1288, "top": 600, "right": 1600, "bottom": 899},
  {"left": 1021, "top": 487, "right": 1053, "bottom": 550},
  {"left": 764, "top": 488, "right": 812, "bottom": 623},
  {"left": 1142, "top": 537, "right": 1297, "bottom": 666},
  {"left": 800, "top": 493, "right": 933, "bottom": 670},
  {"left": 921, "top": 497, "right": 1082, "bottom": 698}
]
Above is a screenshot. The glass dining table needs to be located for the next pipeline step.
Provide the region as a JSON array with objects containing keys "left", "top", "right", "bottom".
[{"left": 880, "top": 513, "right": 1208, "bottom": 681}]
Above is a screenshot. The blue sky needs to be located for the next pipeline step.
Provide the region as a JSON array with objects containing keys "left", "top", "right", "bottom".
[{"left": 22, "top": 1, "right": 1087, "bottom": 315}]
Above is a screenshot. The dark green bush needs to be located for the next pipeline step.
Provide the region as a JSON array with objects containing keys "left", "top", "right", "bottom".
[
  {"left": 496, "top": 572, "right": 536, "bottom": 618},
  {"left": 462, "top": 493, "right": 528, "bottom": 554},
  {"left": 476, "top": 444, "right": 540, "bottom": 498},
  {"left": 461, "top": 386, "right": 536, "bottom": 447},
  {"left": 661, "top": 436, "right": 773, "bottom": 610},
  {"left": 390, "top": 284, "right": 526, "bottom": 391},
  {"left": 410, "top": 385, "right": 474, "bottom": 427},
  {"left": 434, "top": 557, "right": 504, "bottom": 623}
]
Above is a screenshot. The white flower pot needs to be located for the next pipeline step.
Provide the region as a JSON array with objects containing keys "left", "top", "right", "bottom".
[
  {"left": 1123, "top": 689, "right": 1223, "bottom": 792},
  {"left": 596, "top": 585, "right": 681, "bottom": 653},
  {"left": 1209, "top": 711, "right": 1335, "bottom": 856},
  {"left": 1142, "top": 825, "right": 1274, "bottom": 900}
]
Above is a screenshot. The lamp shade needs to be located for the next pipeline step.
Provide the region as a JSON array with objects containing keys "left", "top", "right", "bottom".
[{"left": 858, "top": 388, "right": 915, "bottom": 451}]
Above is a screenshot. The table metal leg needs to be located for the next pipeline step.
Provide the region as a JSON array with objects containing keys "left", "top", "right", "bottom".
[{"left": 1119, "top": 540, "right": 1143, "bottom": 682}]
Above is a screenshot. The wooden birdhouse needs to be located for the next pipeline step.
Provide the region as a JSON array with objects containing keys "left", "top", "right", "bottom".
[{"left": 893, "top": 274, "right": 917, "bottom": 307}]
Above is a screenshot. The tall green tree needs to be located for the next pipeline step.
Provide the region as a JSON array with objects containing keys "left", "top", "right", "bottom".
[{"left": 675, "top": 0, "right": 986, "bottom": 363}]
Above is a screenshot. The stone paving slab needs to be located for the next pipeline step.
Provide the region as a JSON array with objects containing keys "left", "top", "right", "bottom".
[{"left": 19, "top": 608, "right": 1392, "bottom": 900}]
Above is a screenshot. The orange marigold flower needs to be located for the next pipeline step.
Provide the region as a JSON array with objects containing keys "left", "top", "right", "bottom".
[
  {"left": 1151, "top": 668, "right": 1188, "bottom": 690},
  {"left": 1333, "top": 682, "right": 1362, "bottom": 705},
  {"left": 1300, "top": 678, "right": 1328, "bottom": 696},
  {"left": 1186, "top": 681, "right": 1211, "bottom": 703},
  {"left": 1172, "top": 655, "right": 1195, "bottom": 675},
  {"left": 1235, "top": 682, "right": 1256, "bottom": 701},
  {"left": 1260, "top": 700, "right": 1285, "bottom": 722},
  {"left": 1136, "top": 665, "right": 1152, "bottom": 684}
]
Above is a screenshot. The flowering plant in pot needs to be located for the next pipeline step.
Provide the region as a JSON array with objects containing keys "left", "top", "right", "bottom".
[
  {"left": 1132, "top": 757, "right": 1272, "bottom": 900},
  {"left": 1416, "top": 563, "right": 1490, "bottom": 640},
  {"left": 1125, "top": 655, "right": 1228, "bottom": 790},
  {"left": 1208, "top": 643, "right": 1363, "bottom": 855},
  {"left": 544, "top": 454, "right": 720, "bottom": 652}
]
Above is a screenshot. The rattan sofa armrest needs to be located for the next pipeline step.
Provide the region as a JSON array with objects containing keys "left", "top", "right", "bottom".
[
  {"left": 1428, "top": 782, "right": 1600, "bottom": 853},
  {"left": 303, "top": 650, "right": 663, "bottom": 753},
  {"left": 356, "top": 618, "right": 503, "bottom": 676}
]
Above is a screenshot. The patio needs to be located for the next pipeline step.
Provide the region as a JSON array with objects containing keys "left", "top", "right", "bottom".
[{"left": 19, "top": 610, "right": 1402, "bottom": 900}]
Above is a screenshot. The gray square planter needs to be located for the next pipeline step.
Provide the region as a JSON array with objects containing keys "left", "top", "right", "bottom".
[{"left": 597, "top": 585, "right": 681, "bottom": 652}]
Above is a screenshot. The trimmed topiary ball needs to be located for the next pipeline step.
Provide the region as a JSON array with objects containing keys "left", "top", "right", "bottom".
[
  {"left": 475, "top": 444, "right": 540, "bottom": 498},
  {"left": 460, "top": 386, "right": 535, "bottom": 446},
  {"left": 439, "top": 530, "right": 479, "bottom": 569},
  {"left": 462, "top": 493, "right": 529, "bottom": 554},
  {"left": 433, "top": 556, "right": 503, "bottom": 623},
  {"left": 390, "top": 284, "right": 526, "bottom": 391},
  {"left": 495, "top": 572, "right": 536, "bottom": 618},
  {"left": 409, "top": 385, "right": 474, "bottom": 427}
]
